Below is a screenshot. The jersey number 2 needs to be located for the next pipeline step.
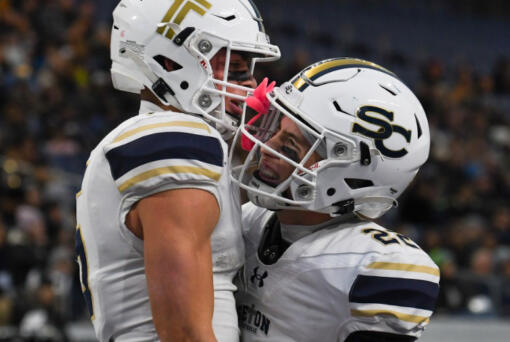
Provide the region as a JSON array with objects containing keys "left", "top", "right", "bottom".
[
  {"left": 362, "top": 228, "right": 419, "bottom": 249},
  {"left": 75, "top": 226, "right": 94, "bottom": 319}
]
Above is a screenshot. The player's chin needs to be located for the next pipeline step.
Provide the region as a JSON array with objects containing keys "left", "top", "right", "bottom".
[
  {"left": 257, "top": 166, "right": 281, "bottom": 186},
  {"left": 226, "top": 100, "right": 243, "bottom": 117}
]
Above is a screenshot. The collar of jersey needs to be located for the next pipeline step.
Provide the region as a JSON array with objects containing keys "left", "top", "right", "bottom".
[
  {"left": 280, "top": 216, "right": 349, "bottom": 243},
  {"left": 139, "top": 100, "right": 165, "bottom": 115}
]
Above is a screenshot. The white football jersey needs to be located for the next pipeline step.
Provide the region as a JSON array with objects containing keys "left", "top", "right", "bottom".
[
  {"left": 76, "top": 102, "right": 243, "bottom": 342},
  {"left": 236, "top": 203, "right": 439, "bottom": 342}
]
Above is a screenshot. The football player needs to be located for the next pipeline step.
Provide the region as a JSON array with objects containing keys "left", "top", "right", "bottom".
[
  {"left": 231, "top": 58, "right": 440, "bottom": 341},
  {"left": 75, "top": 0, "right": 279, "bottom": 341}
]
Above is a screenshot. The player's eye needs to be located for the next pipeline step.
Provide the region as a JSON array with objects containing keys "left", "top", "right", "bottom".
[
  {"left": 228, "top": 70, "right": 252, "bottom": 82},
  {"left": 281, "top": 145, "right": 299, "bottom": 162}
]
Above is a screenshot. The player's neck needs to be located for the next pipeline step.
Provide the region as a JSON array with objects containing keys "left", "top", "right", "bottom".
[
  {"left": 140, "top": 88, "right": 179, "bottom": 112},
  {"left": 277, "top": 209, "right": 331, "bottom": 226}
]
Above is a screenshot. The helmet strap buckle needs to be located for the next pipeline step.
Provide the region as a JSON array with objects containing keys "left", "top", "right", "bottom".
[
  {"left": 152, "top": 78, "right": 175, "bottom": 100},
  {"left": 360, "top": 141, "right": 371, "bottom": 165},
  {"left": 332, "top": 198, "right": 355, "bottom": 216},
  {"left": 173, "top": 27, "right": 196, "bottom": 46}
]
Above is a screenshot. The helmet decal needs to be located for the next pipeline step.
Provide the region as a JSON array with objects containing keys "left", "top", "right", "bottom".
[
  {"left": 246, "top": 0, "right": 266, "bottom": 33},
  {"left": 157, "top": 0, "right": 212, "bottom": 39},
  {"left": 352, "top": 106, "right": 412, "bottom": 158},
  {"left": 292, "top": 58, "right": 397, "bottom": 92},
  {"left": 415, "top": 114, "right": 423, "bottom": 138}
]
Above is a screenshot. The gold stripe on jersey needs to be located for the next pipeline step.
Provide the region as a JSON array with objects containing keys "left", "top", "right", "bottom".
[
  {"left": 351, "top": 309, "right": 430, "bottom": 324},
  {"left": 76, "top": 190, "right": 83, "bottom": 198},
  {"left": 118, "top": 165, "right": 221, "bottom": 192},
  {"left": 367, "top": 262, "right": 440, "bottom": 277},
  {"left": 113, "top": 121, "right": 211, "bottom": 143}
]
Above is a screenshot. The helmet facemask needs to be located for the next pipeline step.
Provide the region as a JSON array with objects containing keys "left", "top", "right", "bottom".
[
  {"left": 180, "top": 30, "right": 278, "bottom": 138},
  {"left": 231, "top": 90, "right": 329, "bottom": 211}
]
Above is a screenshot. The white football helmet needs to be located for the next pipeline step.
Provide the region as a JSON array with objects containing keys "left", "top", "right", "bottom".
[
  {"left": 231, "top": 58, "right": 430, "bottom": 219},
  {"left": 110, "top": 0, "right": 280, "bottom": 138}
]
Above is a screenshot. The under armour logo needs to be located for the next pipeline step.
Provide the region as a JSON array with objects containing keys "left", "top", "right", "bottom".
[{"left": 250, "top": 266, "right": 268, "bottom": 287}]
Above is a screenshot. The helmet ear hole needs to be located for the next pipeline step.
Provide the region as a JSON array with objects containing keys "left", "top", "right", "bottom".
[
  {"left": 344, "top": 178, "right": 374, "bottom": 190},
  {"left": 153, "top": 55, "right": 183, "bottom": 72}
]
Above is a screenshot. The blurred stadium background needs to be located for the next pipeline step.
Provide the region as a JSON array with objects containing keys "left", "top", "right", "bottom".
[{"left": 0, "top": 0, "right": 509, "bottom": 341}]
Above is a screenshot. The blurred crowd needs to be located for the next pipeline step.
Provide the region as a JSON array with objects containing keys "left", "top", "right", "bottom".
[
  {"left": 393, "top": 57, "right": 510, "bottom": 317},
  {"left": 0, "top": 0, "right": 137, "bottom": 340},
  {"left": 0, "top": 0, "right": 509, "bottom": 340}
]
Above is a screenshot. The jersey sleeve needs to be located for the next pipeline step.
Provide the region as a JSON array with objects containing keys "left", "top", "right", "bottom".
[
  {"left": 342, "top": 250, "right": 440, "bottom": 340},
  {"left": 104, "top": 114, "right": 225, "bottom": 203},
  {"left": 241, "top": 203, "right": 261, "bottom": 235}
]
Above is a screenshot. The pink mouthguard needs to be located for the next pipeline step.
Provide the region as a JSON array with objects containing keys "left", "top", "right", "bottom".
[{"left": 241, "top": 77, "right": 276, "bottom": 151}]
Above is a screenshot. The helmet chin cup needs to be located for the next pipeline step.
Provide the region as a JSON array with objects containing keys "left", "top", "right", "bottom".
[
  {"left": 354, "top": 196, "right": 398, "bottom": 220},
  {"left": 246, "top": 172, "right": 287, "bottom": 211},
  {"left": 215, "top": 112, "right": 240, "bottom": 140},
  {"left": 216, "top": 123, "right": 235, "bottom": 140}
]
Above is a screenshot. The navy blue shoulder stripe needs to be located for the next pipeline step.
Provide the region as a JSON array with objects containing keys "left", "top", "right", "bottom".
[
  {"left": 106, "top": 131, "right": 223, "bottom": 180},
  {"left": 349, "top": 275, "right": 439, "bottom": 311}
]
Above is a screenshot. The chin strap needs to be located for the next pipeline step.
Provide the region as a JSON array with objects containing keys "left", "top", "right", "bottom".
[{"left": 215, "top": 112, "right": 239, "bottom": 140}]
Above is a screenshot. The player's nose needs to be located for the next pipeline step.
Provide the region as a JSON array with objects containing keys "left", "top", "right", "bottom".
[{"left": 260, "top": 135, "right": 281, "bottom": 158}]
